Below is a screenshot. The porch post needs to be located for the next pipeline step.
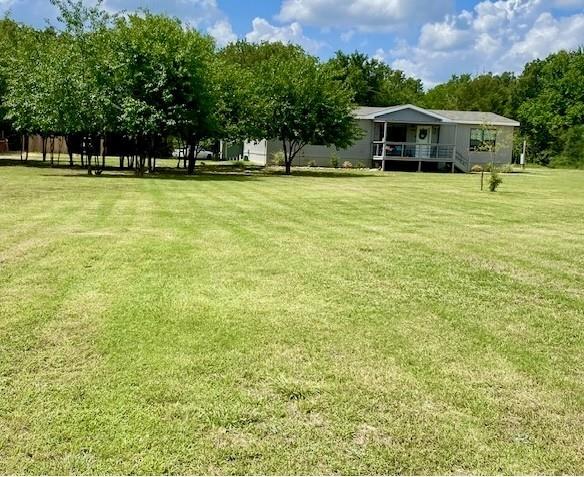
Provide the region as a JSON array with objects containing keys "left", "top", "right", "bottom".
[{"left": 382, "top": 122, "right": 388, "bottom": 172}]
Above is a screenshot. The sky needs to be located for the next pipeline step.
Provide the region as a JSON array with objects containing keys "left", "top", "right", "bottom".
[{"left": 2, "top": 0, "right": 584, "bottom": 87}]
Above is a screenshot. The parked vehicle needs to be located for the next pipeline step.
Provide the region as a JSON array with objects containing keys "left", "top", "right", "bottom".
[{"left": 172, "top": 148, "right": 214, "bottom": 160}]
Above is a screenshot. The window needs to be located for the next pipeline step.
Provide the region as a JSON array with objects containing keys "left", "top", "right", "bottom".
[{"left": 470, "top": 128, "right": 497, "bottom": 151}]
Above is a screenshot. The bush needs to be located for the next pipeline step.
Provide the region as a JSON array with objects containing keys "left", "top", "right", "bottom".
[
  {"left": 355, "top": 161, "right": 366, "bottom": 169},
  {"left": 243, "top": 155, "right": 249, "bottom": 162},
  {"left": 306, "top": 160, "right": 316, "bottom": 167},
  {"left": 272, "top": 151, "right": 285, "bottom": 166},
  {"left": 329, "top": 154, "right": 339, "bottom": 168},
  {"left": 488, "top": 168, "right": 503, "bottom": 192},
  {"left": 471, "top": 164, "right": 483, "bottom": 173},
  {"left": 342, "top": 161, "right": 353, "bottom": 169},
  {"left": 500, "top": 163, "right": 514, "bottom": 173}
]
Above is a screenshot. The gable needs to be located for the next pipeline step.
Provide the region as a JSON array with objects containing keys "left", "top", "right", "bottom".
[{"left": 373, "top": 108, "right": 445, "bottom": 124}]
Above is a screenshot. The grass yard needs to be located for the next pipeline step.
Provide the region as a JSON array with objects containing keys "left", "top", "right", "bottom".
[{"left": 0, "top": 162, "right": 583, "bottom": 475}]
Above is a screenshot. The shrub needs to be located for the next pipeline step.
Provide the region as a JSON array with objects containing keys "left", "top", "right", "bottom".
[
  {"left": 355, "top": 161, "right": 366, "bottom": 169},
  {"left": 243, "top": 155, "right": 249, "bottom": 162},
  {"left": 342, "top": 161, "right": 353, "bottom": 169},
  {"left": 488, "top": 168, "right": 503, "bottom": 192},
  {"left": 482, "top": 162, "right": 494, "bottom": 172},
  {"left": 306, "top": 160, "right": 316, "bottom": 167},
  {"left": 329, "top": 153, "right": 339, "bottom": 168},
  {"left": 272, "top": 151, "right": 285, "bottom": 166},
  {"left": 471, "top": 164, "right": 483, "bottom": 173},
  {"left": 500, "top": 163, "right": 514, "bottom": 173}
]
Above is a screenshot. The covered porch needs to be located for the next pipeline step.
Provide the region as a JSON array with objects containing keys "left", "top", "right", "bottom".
[{"left": 372, "top": 121, "right": 460, "bottom": 172}]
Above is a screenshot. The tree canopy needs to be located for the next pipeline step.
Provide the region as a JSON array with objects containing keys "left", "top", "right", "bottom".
[{"left": 324, "top": 51, "right": 423, "bottom": 107}]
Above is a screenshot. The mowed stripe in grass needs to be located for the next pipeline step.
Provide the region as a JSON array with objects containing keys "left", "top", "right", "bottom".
[{"left": 0, "top": 164, "right": 583, "bottom": 474}]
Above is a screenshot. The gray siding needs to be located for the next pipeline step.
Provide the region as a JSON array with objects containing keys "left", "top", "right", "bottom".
[
  {"left": 253, "top": 119, "right": 375, "bottom": 167},
  {"left": 375, "top": 109, "right": 442, "bottom": 124},
  {"left": 455, "top": 125, "right": 515, "bottom": 165},
  {"left": 439, "top": 124, "right": 457, "bottom": 145},
  {"left": 244, "top": 120, "right": 516, "bottom": 169}
]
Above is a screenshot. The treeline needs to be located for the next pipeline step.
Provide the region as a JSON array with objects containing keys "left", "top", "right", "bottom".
[
  {"left": 0, "top": 1, "right": 359, "bottom": 175},
  {"left": 0, "top": 0, "right": 582, "bottom": 173},
  {"left": 325, "top": 50, "right": 584, "bottom": 168}
]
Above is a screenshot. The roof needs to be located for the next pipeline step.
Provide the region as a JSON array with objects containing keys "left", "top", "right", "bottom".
[
  {"left": 428, "top": 109, "right": 520, "bottom": 127},
  {"left": 353, "top": 104, "right": 520, "bottom": 127}
]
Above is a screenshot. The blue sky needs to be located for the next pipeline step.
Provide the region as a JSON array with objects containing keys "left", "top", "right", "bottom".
[{"left": 2, "top": 0, "right": 584, "bottom": 86}]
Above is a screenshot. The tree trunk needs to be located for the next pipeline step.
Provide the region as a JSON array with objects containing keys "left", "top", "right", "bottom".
[
  {"left": 285, "top": 159, "right": 292, "bottom": 175},
  {"left": 65, "top": 136, "right": 74, "bottom": 167},
  {"left": 41, "top": 136, "right": 47, "bottom": 162},
  {"left": 187, "top": 144, "right": 197, "bottom": 175},
  {"left": 50, "top": 136, "right": 55, "bottom": 166},
  {"left": 119, "top": 156, "right": 124, "bottom": 169}
]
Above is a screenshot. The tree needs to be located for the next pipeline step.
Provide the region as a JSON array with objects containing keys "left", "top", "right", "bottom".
[
  {"left": 324, "top": 51, "right": 423, "bottom": 106},
  {"left": 0, "top": 18, "right": 26, "bottom": 152},
  {"left": 240, "top": 43, "right": 361, "bottom": 175},
  {"left": 108, "top": 13, "right": 217, "bottom": 175},
  {"left": 551, "top": 125, "right": 584, "bottom": 169},
  {"left": 513, "top": 49, "right": 584, "bottom": 160},
  {"left": 423, "top": 73, "right": 515, "bottom": 116}
]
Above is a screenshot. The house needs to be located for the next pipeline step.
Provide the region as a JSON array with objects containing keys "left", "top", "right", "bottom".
[{"left": 243, "top": 104, "right": 520, "bottom": 172}]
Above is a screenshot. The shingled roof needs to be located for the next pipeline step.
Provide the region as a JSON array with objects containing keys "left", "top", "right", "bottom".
[{"left": 353, "top": 104, "right": 520, "bottom": 127}]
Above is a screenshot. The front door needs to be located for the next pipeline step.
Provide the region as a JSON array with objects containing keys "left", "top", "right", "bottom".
[{"left": 416, "top": 126, "right": 432, "bottom": 158}]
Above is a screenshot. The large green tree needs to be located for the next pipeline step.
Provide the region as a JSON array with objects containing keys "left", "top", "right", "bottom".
[
  {"left": 512, "top": 49, "right": 584, "bottom": 160},
  {"left": 324, "top": 51, "right": 423, "bottom": 106},
  {"left": 423, "top": 73, "right": 516, "bottom": 116},
  {"left": 229, "top": 43, "right": 361, "bottom": 175},
  {"left": 108, "top": 13, "right": 217, "bottom": 174}
]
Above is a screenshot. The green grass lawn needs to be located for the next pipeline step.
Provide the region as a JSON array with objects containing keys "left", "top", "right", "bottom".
[{"left": 1, "top": 161, "right": 583, "bottom": 475}]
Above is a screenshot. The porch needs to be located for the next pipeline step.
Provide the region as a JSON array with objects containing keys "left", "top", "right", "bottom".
[{"left": 371, "top": 121, "right": 465, "bottom": 172}]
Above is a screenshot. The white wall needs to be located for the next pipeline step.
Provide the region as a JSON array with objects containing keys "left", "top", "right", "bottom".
[{"left": 243, "top": 140, "right": 268, "bottom": 165}]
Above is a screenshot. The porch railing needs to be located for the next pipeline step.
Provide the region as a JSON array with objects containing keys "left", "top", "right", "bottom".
[{"left": 373, "top": 141, "right": 456, "bottom": 160}]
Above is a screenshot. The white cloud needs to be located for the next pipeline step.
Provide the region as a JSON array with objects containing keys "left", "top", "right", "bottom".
[
  {"left": 340, "top": 30, "right": 355, "bottom": 43},
  {"left": 101, "top": 0, "right": 227, "bottom": 29},
  {"left": 419, "top": 18, "right": 472, "bottom": 51},
  {"left": 245, "top": 17, "right": 324, "bottom": 53},
  {"left": 499, "top": 12, "right": 584, "bottom": 67},
  {"left": 384, "top": 0, "right": 584, "bottom": 86},
  {"left": 207, "top": 19, "right": 237, "bottom": 47},
  {"left": 277, "top": 0, "right": 455, "bottom": 32},
  {"left": 552, "top": 0, "right": 584, "bottom": 7}
]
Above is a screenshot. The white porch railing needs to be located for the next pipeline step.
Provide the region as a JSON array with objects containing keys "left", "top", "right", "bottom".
[{"left": 373, "top": 141, "right": 456, "bottom": 161}]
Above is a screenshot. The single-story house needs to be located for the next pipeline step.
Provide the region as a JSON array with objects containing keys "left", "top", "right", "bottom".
[{"left": 244, "top": 104, "right": 520, "bottom": 172}]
